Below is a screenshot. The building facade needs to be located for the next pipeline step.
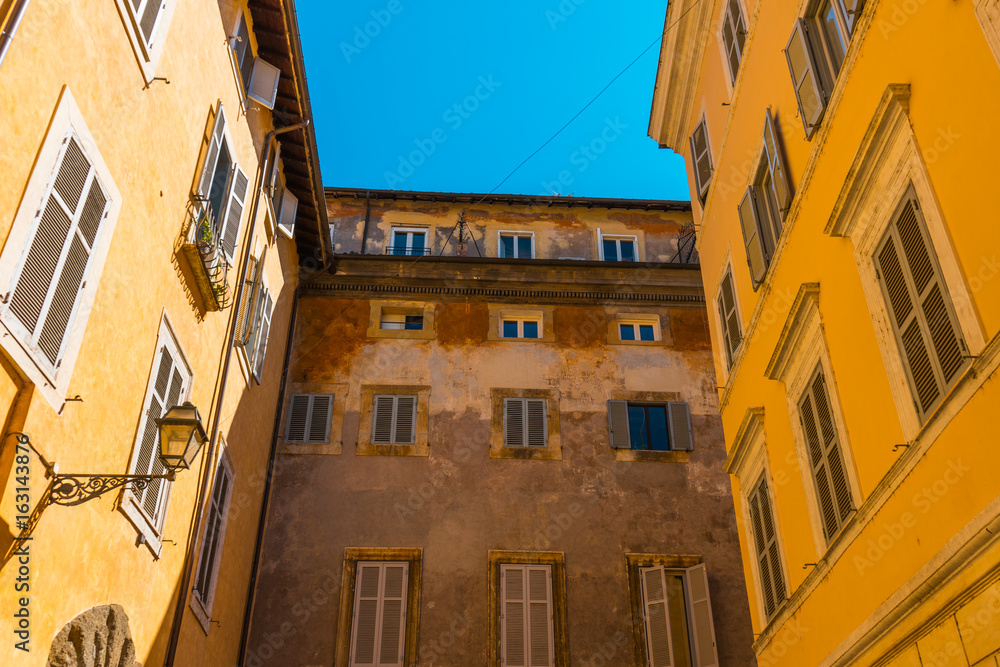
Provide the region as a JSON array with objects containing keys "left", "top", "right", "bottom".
[
  {"left": 0, "top": 1, "right": 326, "bottom": 665},
  {"left": 244, "top": 189, "right": 756, "bottom": 666},
  {"left": 650, "top": 0, "right": 1000, "bottom": 665}
]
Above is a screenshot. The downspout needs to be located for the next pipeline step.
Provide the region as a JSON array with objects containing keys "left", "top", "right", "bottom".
[
  {"left": 0, "top": 0, "right": 31, "bottom": 68},
  {"left": 162, "top": 120, "right": 310, "bottom": 667},
  {"left": 359, "top": 190, "right": 371, "bottom": 255}
]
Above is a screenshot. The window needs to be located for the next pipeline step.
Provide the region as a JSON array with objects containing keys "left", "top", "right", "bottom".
[
  {"left": 197, "top": 104, "right": 248, "bottom": 265},
  {"left": 785, "top": 1, "right": 865, "bottom": 139},
  {"left": 502, "top": 317, "right": 540, "bottom": 339},
  {"left": 599, "top": 234, "right": 638, "bottom": 262},
  {"left": 367, "top": 301, "right": 435, "bottom": 340},
  {"left": 689, "top": 117, "right": 713, "bottom": 202},
  {"left": 747, "top": 474, "right": 787, "bottom": 620},
  {"left": 620, "top": 322, "right": 656, "bottom": 342},
  {"left": 285, "top": 394, "right": 334, "bottom": 444},
  {"left": 389, "top": 228, "right": 428, "bottom": 256},
  {"left": 638, "top": 564, "right": 717, "bottom": 667},
  {"left": 191, "top": 450, "right": 235, "bottom": 632},
  {"left": 114, "top": 0, "right": 177, "bottom": 81},
  {"left": 236, "top": 249, "right": 273, "bottom": 382},
  {"left": 720, "top": 0, "right": 748, "bottom": 84},
  {"left": 229, "top": 10, "right": 281, "bottom": 109},
  {"left": 380, "top": 311, "right": 423, "bottom": 331},
  {"left": 499, "top": 232, "right": 535, "bottom": 258},
  {"left": 798, "top": 365, "right": 854, "bottom": 542},
  {"left": 716, "top": 267, "right": 742, "bottom": 370},
  {"left": 608, "top": 401, "right": 692, "bottom": 452},
  {"left": 737, "top": 109, "right": 792, "bottom": 289},
  {"left": 371, "top": 395, "right": 418, "bottom": 445},
  {"left": 875, "top": 190, "right": 966, "bottom": 420},
  {"left": 489, "top": 551, "right": 567, "bottom": 667},
  {"left": 120, "top": 317, "right": 192, "bottom": 553},
  {"left": 503, "top": 398, "right": 548, "bottom": 448},
  {"left": 501, "top": 564, "right": 554, "bottom": 666}
]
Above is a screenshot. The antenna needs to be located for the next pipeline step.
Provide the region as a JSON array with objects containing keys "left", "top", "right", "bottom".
[{"left": 440, "top": 210, "right": 482, "bottom": 257}]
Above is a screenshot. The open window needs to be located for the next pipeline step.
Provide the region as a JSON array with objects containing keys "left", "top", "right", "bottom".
[
  {"left": 229, "top": 9, "right": 281, "bottom": 109},
  {"left": 113, "top": 0, "right": 177, "bottom": 82},
  {"left": 719, "top": 0, "right": 748, "bottom": 85},
  {"left": 689, "top": 117, "right": 713, "bottom": 203},
  {"left": 608, "top": 401, "right": 692, "bottom": 452}
]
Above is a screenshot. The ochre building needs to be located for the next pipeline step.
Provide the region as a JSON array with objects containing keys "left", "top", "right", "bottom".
[{"left": 650, "top": 0, "right": 1000, "bottom": 665}]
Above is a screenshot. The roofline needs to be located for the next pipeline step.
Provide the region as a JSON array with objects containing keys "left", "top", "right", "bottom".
[{"left": 324, "top": 187, "right": 692, "bottom": 212}]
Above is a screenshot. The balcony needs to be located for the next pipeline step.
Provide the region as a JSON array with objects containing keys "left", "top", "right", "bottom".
[
  {"left": 384, "top": 247, "right": 431, "bottom": 256},
  {"left": 179, "top": 204, "right": 232, "bottom": 311}
]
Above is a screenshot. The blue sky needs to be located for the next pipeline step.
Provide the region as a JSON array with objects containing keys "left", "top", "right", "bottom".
[{"left": 295, "top": 1, "right": 690, "bottom": 201}]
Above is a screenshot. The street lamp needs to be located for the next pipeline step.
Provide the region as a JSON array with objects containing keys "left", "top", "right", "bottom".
[{"left": 40, "top": 402, "right": 209, "bottom": 507}]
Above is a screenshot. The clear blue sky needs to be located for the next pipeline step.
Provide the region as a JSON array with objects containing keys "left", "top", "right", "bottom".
[{"left": 295, "top": 0, "right": 690, "bottom": 201}]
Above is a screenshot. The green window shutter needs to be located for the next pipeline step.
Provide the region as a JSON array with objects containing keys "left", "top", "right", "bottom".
[
  {"left": 763, "top": 110, "right": 792, "bottom": 215},
  {"left": 737, "top": 187, "right": 768, "bottom": 288},
  {"left": 640, "top": 566, "right": 675, "bottom": 667},
  {"left": 525, "top": 399, "right": 547, "bottom": 448},
  {"left": 607, "top": 400, "right": 631, "bottom": 449},
  {"left": 785, "top": 19, "right": 828, "bottom": 139},
  {"left": 667, "top": 402, "right": 693, "bottom": 451},
  {"left": 685, "top": 563, "right": 719, "bottom": 667},
  {"left": 198, "top": 106, "right": 227, "bottom": 199},
  {"left": 504, "top": 398, "right": 525, "bottom": 448}
]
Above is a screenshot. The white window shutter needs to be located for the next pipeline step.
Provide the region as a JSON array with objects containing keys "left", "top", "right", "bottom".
[
  {"left": 218, "top": 163, "right": 249, "bottom": 264},
  {"left": 667, "top": 402, "right": 693, "bottom": 451},
  {"left": 737, "top": 187, "right": 767, "bottom": 288},
  {"left": 689, "top": 121, "right": 712, "bottom": 200},
  {"left": 393, "top": 396, "right": 417, "bottom": 444},
  {"left": 504, "top": 398, "right": 525, "bottom": 447},
  {"left": 277, "top": 186, "right": 298, "bottom": 239},
  {"left": 763, "top": 110, "right": 792, "bottom": 214},
  {"left": 285, "top": 394, "right": 310, "bottom": 442},
  {"left": 785, "top": 19, "right": 828, "bottom": 139},
  {"left": 607, "top": 400, "right": 631, "bottom": 449},
  {"left": 350, "top": 562, "right": 408, "bottom": 667},
  {"left": 527, "top": 566, "right": 554, "bottom": 666},
  {"left": 378, "top": 564, "right": 408, "bottom": 667},
  {"left": 525, "top": 399, "right": 547, "bottom": 448},
  {"left": 235, "top": 254, "right": 260, "bottom": 346},
  {"left": 247, "top": 57, "right": 282, "bottom": 109},
  {"left": 685, "top": 563, "right": 719, "bottom": 667},
  {"left": 252, "top": 288, "right": 273, "bottom": 381},
  {"left": 351, "top": 564, "right": 382, "bottom": 665},
  {"left": 136, "top": 0, "right": 167, "bottom": 47},
  {"left": 372, "top": 396, "right": 395, "bottom": 444},
  {"left": 501, "top": 565, "right": 526, "bottom": 667},
  {"left": 640, "top": 566, "right": 675, "bottom": 667},
  {"left": 198, "top": 106, "right": 227, "bottom": 199}
]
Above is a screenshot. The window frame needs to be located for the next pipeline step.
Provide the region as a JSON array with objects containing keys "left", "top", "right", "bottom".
[
  {"left": 490, "top": 388, "right": 562, "bottom": 461},
  {"left": 0, "top": 87, "right": 122, "bottom": 412},
  {"left": 718, "top": 0, "right": 749, "bottom": 86},
  {"left": 975, "top": 0, "right": 1000, "bottom": 66},
  {"left": 502, "top": 397, "right": 549, "bottom": 449},
  {"left": 715, "top": 262, "right": 743, "bottom": 375},
  {"left": 617, "top": 316, "right": 662, "bottom": 344},
  {"left": 597, "top": 230, "right": 640, "bottom": 262},
  {"left": 389, "top": 227, "right": 429, "bottom": 256},
  {"left": 190, "top": 445, "right": 235, "bottom": 633},
  {"left": 357, "top": 384, "right": 431, "bottom": 457},
  {"left": 195, "top": 102, "right": 247, "bottom": 266},
  {"left": 367, "top": 301, "right": 436, "bottom": 340},
  {"left": 113, "top": 0, "right": 177, "bottom": 84},
  {"left": 689, "top": 114, "right": 714, "bottom": 203},
  {"left": 501, "top": 316, "right": 542, "bottom": 339},
  {"left": 227, "top": 8, "right": 282, "bottom": 110},
  {"left": 498, "top": 230, "right": 536, "bottom": 259},
  {"left": 283, "top": 393, "right": 335, "bottom": 444}
]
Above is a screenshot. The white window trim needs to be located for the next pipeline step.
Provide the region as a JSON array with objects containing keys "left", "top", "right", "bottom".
[
  {"left": 596, "top": 228, "right": 640, "bottom": 261},
  {"left": 0, "top": 87, "right": 122, "bottom": 413},
  {"left": 389, "top": 227, "right": 429, "bottom": 255},
  {"left": 826, "top": 85, "right": 984, "bottom": 439},
  {"left": 190, "top": 444, "right": 235, "bottom": 634},
  {"left": 119, "top": 312, "right": 194, "bottom": 557},
  {"left": 497, "top": 230, "right": 536, "bottom": 259},
  {"left": 500, "top": 563, "right": 555, "bottom": 667},
  {"left": 716, "top": 0, "right": 750, "bottom": 95},
  {"left": 113, "top": 0, "right": 178, "bottom": 84},
  {"left": 499, "top": 310, "right": 544, "bottom": 339},
  {"left": 617, "top": 314, "right": 662, "bottom": 343},
  {"left": 235, "top": 241, "right": 271, "bottom": 385},
  {"left": 227, "top": 8, "right": 253, "bottom": 112}
]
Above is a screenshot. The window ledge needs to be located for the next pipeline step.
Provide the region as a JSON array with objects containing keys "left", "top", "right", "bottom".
[
  {"left": 614, "top": 450, "right": 691, "bottom": 463},
  {"left": 189, "top": 592, "right": 212, "bottom": 636},
  {"left": 355, "top": 442, "right": 428, "bottom": 457},
  {"left": 491, "top": 446, "right": 562, "bottom": 461}
]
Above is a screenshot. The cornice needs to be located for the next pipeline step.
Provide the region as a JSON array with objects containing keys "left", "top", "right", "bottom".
[
  {"left": 765, "top": 283, "right": 821, "bottom": 381},
  {"left": 724, "top": 407, "right": 765, "bottom": 477}
]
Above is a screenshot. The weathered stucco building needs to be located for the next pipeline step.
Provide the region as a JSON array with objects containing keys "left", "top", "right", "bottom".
[{"left": 245, "top": 189, "right": 757, "bottom": 666}]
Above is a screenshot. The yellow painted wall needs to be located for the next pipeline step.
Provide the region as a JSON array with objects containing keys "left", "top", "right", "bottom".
[
  {"left": 0, "top": 0, "right": 300, "bottom": 664},
  {"left": 654, "top": 0, "right": 1000, "bottom": 664}
]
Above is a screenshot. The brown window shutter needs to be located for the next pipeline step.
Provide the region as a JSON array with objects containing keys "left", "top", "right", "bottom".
[
  {"left": 689, "top": 120, "right": 712, "bottom": 201},
  {"left": 785, "top": 19, "right": 828, "bottom": 139},
  {"left": 640, "top": 566, "right": 675, "bottom": 666},
  {"left": 717, "top": 269, "right": 742, "bottom": 369},
  {"left": 737, "top": 187, "right": 768, "bottom": 288},
  {"left": 685, "top": 563, "right": 719, "bottom": 667},
  {"left": 763, "top": 110, "right": 792, "bottom": 215},
  {"left": 667, "top": 402, "right": 693, "bottom": 451},
  {"left": 607, "top": 400, "right": 631, "bottom": 449}
]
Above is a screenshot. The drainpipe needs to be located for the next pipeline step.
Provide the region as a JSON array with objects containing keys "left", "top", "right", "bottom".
[
  {"left": 360, "top": 190, "right": 371, "bottom": 255},
  {"left": 0, "top": 0, "right": 31, "bottom": 68},
  {"left": 162, "top": 119, "right": 310, "bottom": 667}
]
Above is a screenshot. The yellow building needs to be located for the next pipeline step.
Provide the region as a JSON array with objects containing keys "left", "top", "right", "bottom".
[
  {"left": 650, "top": 0, "right": 1000, "bottom": 665},
  {"left": 0, "top": 1, "right": 326, "bottom": 665}
]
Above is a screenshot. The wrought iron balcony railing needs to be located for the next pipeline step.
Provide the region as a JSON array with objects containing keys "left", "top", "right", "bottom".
[{"left": 180, "top": 202, "right": 232, "bottom": 311}]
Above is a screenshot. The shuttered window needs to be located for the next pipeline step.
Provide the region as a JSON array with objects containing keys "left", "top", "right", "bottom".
[
  {"left": 196, "top": 105, "right": 246, "bottom": 265},
  {"left": 640, "top": 567, "right": 675, "bottom": 666},
  {"left": 230, "top": 10, "right": 282, "bottom": 109},
  {"left": 737, "top": 188, "right": 767, "bottom": 288},
  {"left": 232, "top": 11, "right": 254, "bottom": 92},
  {"left": 501, "top": 564, "right": 554, "bottom": 667},
  {"left": 371, "top": 395, "right": 418, "bottom": 445},
  {"left": 721, "top": 0, "right": 747, "bottom": 83},
  {"left": 799, "top": 366, "right": 854, "bottom": 541},
  {"left": 4, "top": 133, "right": 111, "bottom": 378},
  {"left": 236, "top": 250, "right": 273, "bottom": 382},
  {"left": 607, "top": 401, "right": 693, "bottom": 452},
  {"left": 639, "top": 565, "right": 719, "bottom": 667},
  {"left": 192, "top": 455, "right": 234, "bottom": 617},
  {"left": 747, "top": 475, "right": 786, "bottom": 620},
  {"left": 786, "top": 20, "right": 828, "bottom": 139},
  {"left": 277, "top": 187, "right": 299, "bottom": 239},
  {"left": 875, "top": 191, "right": 966, "bottom": 420},
  {"left": 285, "top": 394, "right": 334, "bottom": 443},
  {"left": 503, "top": 398, "right": 548, "bottom": 448},
  {"left": 125, "top": 325, "right": 192, "bottom": 539},
  {"left": 350, "top": 562, "right": 408, "bottom": 667},
  {"left": 689, "top": 119, "right": 713, "bottom": 201},
  {"left": 126, "top": 0, "right": 167, "bottom": 52},
  {"left": 716, "top": 269, "right": 742, "bottom": 369}
]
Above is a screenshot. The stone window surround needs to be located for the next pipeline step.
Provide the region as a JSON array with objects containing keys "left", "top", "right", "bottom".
[
  {"left": 487, "top": 304, "right": 556, "bottom": 343},
  {"left": 356, "top": 384, "right": 431, "bottom": 457},
  {"left": 489, "top": 388, "right": 561, "bottom": 461},
  {"left": 366, "top": 300, "right": 436, "bottom": 340},
  {"left": 277, "top": 382, "right": 349, "bottom": 456},
  {"left": 624, "top": 553, "right": 704, "bottom": 666},
  {"left": 608, "top": 390, "right": 690, "bottom": 463},
  {"left": 606, "top": 310, "right": 668, "bottom": 346}
]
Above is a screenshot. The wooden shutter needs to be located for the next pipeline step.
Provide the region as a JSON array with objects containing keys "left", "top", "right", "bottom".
[
  {"left": 501, "top": 564, "right": 553, "bottom": 667},
  {"left": 875, "top": 192, "right": 965, "bottom": 418},
  {"left": 350, "top": 562, "right": 408, "bottom": 667},
  {"left": 248, "top": 57, "right": 282, "bottom": 109},
  {"left": 277, "top": 187, "right": 299, "bottom": 239},
  {"left": 748, "top": 476, "right": 786, "bottom": 619},
  {"left": 285, "top": 393, "right": 334, "bottom": 444},
  {"left": 717, "top": 270, "right": 742, "bottom": 369},
  {"left": 666, "top": 402, "right": 693, "bottom": 451},
  {"left": 689, "top": 121, "right": 712, "bottom": 200},
  {"left": 525, "top": 399, "right": 547, "bottom": 448},
  {"left": 640, "top": 566, "right": 675, "bottom": 667},
  {"left": 233, "top": 13, "right": 254, "bottom": 91},
  {"left": 607, "top": 400, "right": 631, "bottom": 449},
  {"left": 737, "top": 187, "right": 767, "bottom": 287},
  {"left": 372, "top": 396, "right": 396, "bottom": 444},
  {"left": 194, "top": 460, "right": 232, "bottom": 605},
  {"left": 235, "top": 253, "right": 259, "bottom": 346},
  {"left": 308, "top": 394, "right": 334, "bottom": 443},
  {"left": 134, "top": 0, "right": 166, "bottom": 47},
  {"left": 799, "top": 367, "right": 853, "bottom": 541},
  {"left": 394, "top": 396, "right": 417, "bottom": 444},
  {"left": 198, "top": 106, "right": 227, "bottom": 199},
  {"left": 685, "top": 564, "right": 719, "bottom": 667},
  {"left": 504, "top": 398, "right": 525, "bottom": 447},
  {"left": 285, "top": 394, "right": 310, "bottom": 442},
  {"left": 252, "top": 287, "right": 273, "bottom": 381},
  {"left": 785, "top": 19, "right": 828, "bottom": 139},
  {"left": 6, "top": 135, "right": 110, "bottom": 372},
  {"left": 763, "top": 110, "right": 792, "bottom": 215},
  {"left": 218, "top": 164, "right": 248, "bottom": 264}
]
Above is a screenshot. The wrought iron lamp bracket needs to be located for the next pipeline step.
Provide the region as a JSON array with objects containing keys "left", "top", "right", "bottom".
[{"left": 46, "top": 471, "right": 176, "bottom": 507}]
